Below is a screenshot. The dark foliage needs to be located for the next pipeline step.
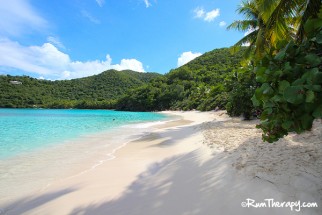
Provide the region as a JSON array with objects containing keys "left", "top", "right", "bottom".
[{"left": 252, "top": 15, "right": 322, "bottom": 142}]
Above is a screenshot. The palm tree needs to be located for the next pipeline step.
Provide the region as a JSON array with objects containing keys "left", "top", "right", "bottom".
[
  {"left": 228, "top": 0, "right": 321, "bottom": 58},
  {"left": 227, "top": 0, "right": 272, "bottom": 59},
  {"left": 259, "top": 0, "right": 322, "bottom": 43}
]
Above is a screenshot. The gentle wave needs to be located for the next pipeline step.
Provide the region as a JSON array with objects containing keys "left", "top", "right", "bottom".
[
  {"left": 0, "top": 109, "right": 170, "bottom": 201},
  {"left": 0, "top": 109, "right": 168, "bottom": 159}
]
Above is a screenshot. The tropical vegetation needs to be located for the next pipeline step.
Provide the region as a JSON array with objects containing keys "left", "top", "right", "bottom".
[
  {"left": 0, "top": 70, "right": 160, "bottom": 109},
  {"left": 228, "top": 0, "right": 322, "bottom": 142},
  {"left": 116, "top": 48, "right": 246, "bottom": 112}
]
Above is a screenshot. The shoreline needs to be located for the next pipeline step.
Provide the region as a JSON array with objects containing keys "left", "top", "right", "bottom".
[
  {"left": 58, "top": 115, "right": 190, "bottom": 179},
  {"left": 1, "top": 111, "right": 321, "bottom": 215},
  {"left": 0, "top": 113, "right": 176, "bottom": 203}
]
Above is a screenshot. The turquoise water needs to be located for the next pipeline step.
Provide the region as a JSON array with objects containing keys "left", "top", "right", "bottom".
[{"left": 0, "top": 108, "right": 167, "bottom": 159}]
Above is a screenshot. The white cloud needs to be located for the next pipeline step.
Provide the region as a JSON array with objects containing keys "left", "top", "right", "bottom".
[
  {"left": 204, "top": 9, "right": 220, "bottom": 22},
  {"left": 81, "top": 10, "right": 100, "bottom": 24},
  {"left": 244, "top": 27, "right": 257, "bottom": 36},
  {"left": 144, "top": 0, "right": 151, "bottom": 8},
  {"left": 219, "top": 21, "right": 226, "bottom": 27},
  {"left": 194, "top": 7, "right": 205, "bottom": 18},
  {"left": 0, "top": 0, "right": 47, "bottom": 36},
  {"left": 177, "top": 51, "right": 202, "bottom": 67},
  {"left": 194, "top": 7, "right": 220, "bottom": 22},
  {"left": 47, "top": 36, "right": 65, "bottom": 50},
  {"left": 0, "top": 38, "right": 146, "bottom": 80},
  {"left": 242, "top": 27, "right": 257, "bottom": 46},
  {"left": 96, "top": 0, "right": 105, "bottom": 7},
  {"left": 112, "top": 59, "right": 145, "bottom": 72}
]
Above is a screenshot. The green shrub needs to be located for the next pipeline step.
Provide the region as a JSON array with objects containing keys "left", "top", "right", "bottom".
[
  {"left": 225, "top": 67, "right": 257, "bottom": 120},
  {"left": 252, "top": 15, "right": 322, "bottom": 142}
]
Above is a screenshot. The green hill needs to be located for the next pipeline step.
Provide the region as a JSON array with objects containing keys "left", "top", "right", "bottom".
[
  {"left": 0, "top": 70, "right": 161, "bottom": 109},
  {"left": 1, "top": 47, "right": 248, "bottom": 111},
  {"left": 116, "top": 47, "right": 246, "bottom": 111}
]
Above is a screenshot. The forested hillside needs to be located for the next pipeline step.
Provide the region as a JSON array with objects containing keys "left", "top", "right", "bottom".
[
  {"left": 0, "top": 70, "right": 161, "bottom": 109},
  {"left": 116, "top": 48, "right": 249, "bottom": 112},
  {"left": 1, "top": 48, "right": 247, "bottom": 111}
]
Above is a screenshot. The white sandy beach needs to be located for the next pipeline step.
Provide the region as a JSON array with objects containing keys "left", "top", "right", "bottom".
[{"left": 1, "top": 111, "right": 321, "bottom": 215}]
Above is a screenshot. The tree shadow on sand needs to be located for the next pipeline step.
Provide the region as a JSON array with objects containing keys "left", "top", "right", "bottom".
[
  {"left": 68, "top": 146, "right": 304, "bottom": 215},
  {"left": 1, "top": 187, "right": 78, "bottom": 215},
  {"left": 67, "top": 118, "right": 322, "bottom": 215},
  {"left": 3, "top": 119, "right": 321, "bottom": 215}
]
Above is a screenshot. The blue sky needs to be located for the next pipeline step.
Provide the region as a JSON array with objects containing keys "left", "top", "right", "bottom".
[{"left": 0, "top": 0, "right": 244, "bottom": 80}]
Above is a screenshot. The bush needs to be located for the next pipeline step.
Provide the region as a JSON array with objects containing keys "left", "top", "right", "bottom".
[
  {"left": 225, "top": 67, "right": 257, "bottom": 119},
  {"left": 252, "top": 15, "right": 322, "bottom": 142}
]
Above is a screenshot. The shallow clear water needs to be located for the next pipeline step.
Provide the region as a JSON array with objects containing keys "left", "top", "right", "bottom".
[
  {"left": 0, "top": 109, "right": 169, "bottom": 201},
  {"left": 0, "top": 109, "right": 167, "bottom": 159}
]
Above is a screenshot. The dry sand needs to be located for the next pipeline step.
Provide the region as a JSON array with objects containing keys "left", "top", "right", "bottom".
[{"left": 0, "top": 111, "right": 321, "bottom": 215}]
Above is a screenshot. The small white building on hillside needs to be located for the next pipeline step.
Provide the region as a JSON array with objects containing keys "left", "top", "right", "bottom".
[{"left": 10, "top": 81, "right": 22, "bottom": 85}]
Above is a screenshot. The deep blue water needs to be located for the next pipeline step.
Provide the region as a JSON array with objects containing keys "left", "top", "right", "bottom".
[{"left": 0, "top": 109, "right": 167, "bottom": 159}]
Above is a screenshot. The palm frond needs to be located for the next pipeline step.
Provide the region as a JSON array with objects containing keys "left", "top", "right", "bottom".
[
  {"left": 254, "top": 28, "right": 267, "bottom": 57},
  {"left": 227, "top": 20, "right": 258, "bottom": 31},
  {"left": 296, "top": 0, "right": 322, "bottom": 41},
  {"left": 264, "top": 0, "right": 301, "bottom": 44},
  {"left": 258, "top": 0, "right": 279, "bottom": 22},
  {"left": 237, "top": 0, "right": 259, "bottom": 20},
  {"left": 230, "top": 30, "right": 258, "bottom": 58},
  {"left": 235, "top": 30, "right": 258, "bottom": 47}
]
